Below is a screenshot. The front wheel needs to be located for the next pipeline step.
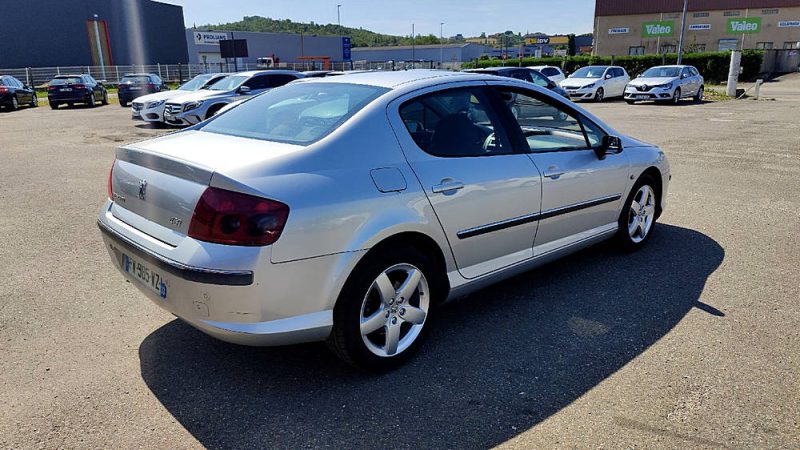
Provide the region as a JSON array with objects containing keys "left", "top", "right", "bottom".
[
  {"left": 615, "top": 176, "right": 658, "bottom": 251},
  {"left": 626, "top": 100, "right": 636, "bottom": 105},
  {"left": 328, "top": 248, "right": 437, "bottom": 371},
  {"left": 31, "top": 94, "right": 38, "bottom": 107},
  {"left": 595, "top": 87, "right": 605, "bottom": 102},
  {"left": 88, "top": 93, "right": 96, "bottom": 107},
  {"left": 10, "top": 96, "right": 19, "bottom": 111},
  {"left": 672, "top": 88, "right": 682, "bottom": 105},
  {"left": 101, "top": 91, "right": 109, "bottom": 105}
]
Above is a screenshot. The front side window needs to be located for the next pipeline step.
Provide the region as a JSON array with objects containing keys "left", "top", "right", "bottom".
[
  {"left": 492, "top": 88, "right": 604, "bottom": 153},
  {"left": 244, "top": 75, "right": 272, "bottom": 90},
  {"left": 528, "top": 70, "right": 550, "bottom": 87},
  {"left": 201, "top": 82, "right": 388, "bottom": 145},
  {"left": 208, "top": 75, "right": 248, "bottom": 91},
  {"left": 542, "top": 68, "right": 559, "bottom": 77},
  {"left": 399, "top": 87, "right": 512, "bottom": 157},
  {"left": 509, "top": 70, "right": 532, "bottom": 82},
  {"left": 268, "top": 74, "right": 299, "bottom": 87}
]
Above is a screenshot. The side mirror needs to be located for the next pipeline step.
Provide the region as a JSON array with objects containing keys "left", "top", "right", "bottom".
[
  {"left": 238, "top": 86, "right": 251, "bottom": 94},
  {"left": 596, "top": 135, "right": 623, "bottom": 159},
  {"left": 605, "top": 74, "right": 612, "bottom": 79},
  {"left": 547, "top": 80, "right": 556, "bottom": 88}
]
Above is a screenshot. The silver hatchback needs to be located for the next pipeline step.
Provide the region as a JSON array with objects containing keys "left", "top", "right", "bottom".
[{"left": 99, "top": 70, "right": 670, "bottom": 371}]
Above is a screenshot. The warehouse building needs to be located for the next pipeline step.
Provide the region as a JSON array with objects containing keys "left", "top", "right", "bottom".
[
  {"left": 0, "top": 0, "right": 188, "bottom": 69},
  {"left": 593, "top": 0, "right": 800, "bottom": 56},
  {"left": 186, "top": 29, "right": 348, "bottom": 67},
  {"left": 351, "top": 43, "right": 492, "bottom": 65}
]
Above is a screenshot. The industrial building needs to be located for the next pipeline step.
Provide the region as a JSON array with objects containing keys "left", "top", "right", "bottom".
[
  {"left": 186, "top": 29, "right": 348, "bottom": 67},
  {"left": 593, "top": 0, "right": 800, "bottom": 56},
  {"left": 0, "top": 0, "right": 188, "bottom": 68},
  {"left": 351, "top": 43, "right": 492, "bottom": 65}
]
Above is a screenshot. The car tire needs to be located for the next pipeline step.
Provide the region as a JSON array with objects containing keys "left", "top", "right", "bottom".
[
  {"left": 672, "top": 88, "right": 681, "bottom": 105},
  {"left": 595, "top": 87, "right": 604, "bottom": 102},
  {"left": 50, "top": 102, "right": 59, "bottom": 110},
  {"left": 694, "top": 86, "right": 704, "bottom": 102},
  {"left": 67, "top": 102, "right": 74, "bottom": 108},
  {"left": 614, "top": 174, "right": 658, "bottom": 252},
  {"left": 31, "top": 94, "right": 38, "bottom": 107},
  {"left": 10, "top": 96, "right": 19, "bottom": 111},
  {"left": 88, "top": 93, "right": 96, "bottom": 108},
  {"left": 327, "top": 247, "right": 438, "bottom": 371},
  {"left": 101, "top": 91, "right": 109, "bottom": 105},
  {"left": 205, "top": 104, "right": 225, "bottom": 120},
  {"left": 626, "top": 100, "right": 636, "bottom": 105},
  {"left": 120, "top": 100, "right": 128, "bottom": 107}
]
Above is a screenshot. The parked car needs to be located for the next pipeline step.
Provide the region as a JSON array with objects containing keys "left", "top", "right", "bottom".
[
  {"left": 162, "top": 70, "right": 303, "bottom": 126},
  {"left": 47, "top": 74, "right": 108, "bottom": 109},
  {"left": 527, "top": 65, "right": 566, "bottom": 83},
  {"left": 624, "top": 65, "right": 704, "bottom": 104},
  {"left": 0, "top": 75, "right": 37, "bottom": 110},
  {"left": 301, "top": 70, "right": 334, "bottom": 78},
  {"left": 559, "top": 66, "right": 630, "bottom": 102},
  {"left": 118, "top": 73, "right": 165, "bottom": 107},
  {"left": 99, "top": 70, "right": 670, "bottom": 371},
  {"left": 463, "top": 67, "right": 569, "bottom": 98},
  {"left": 131, "top": 73, "right": 227, "bottom": 124}
]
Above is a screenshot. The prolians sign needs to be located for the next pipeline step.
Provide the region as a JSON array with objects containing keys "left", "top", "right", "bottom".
[
  {"left": 688, "top": 24, "right": 712, "bottom": 31},
  {"left": 642, "top": 21, "right": 675, "bottom": 37},
  {"left": 608, "top": 27, "right": 630, "bottom": 34},
  {"left": 727, "top": 18, "right": 762, "bottom": 34},
  {"left": 778, "top": 20, "right": 800, "bottom": 28}
]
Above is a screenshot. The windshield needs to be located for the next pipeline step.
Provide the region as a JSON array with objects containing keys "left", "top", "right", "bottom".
[
  {"left": 50, "top": 77, "right": 83, "bottom": 85},
  {"left": 208, "top": 75, "right": 247, "bottom": 91},
  {"left": 121, "top": 76, "right": 150, "bottom": 84},
  {"left": 570, "top": 67, "right": 606, "bottom": 78},
  {"left": 641, "top": 67, "right": 681, "bottom": 78},
  {"left": 201, "top": 82, "right": 389, "bottom": 145},
  {"left": 179, "top": 74, "right": 215, "bottom": 91}
]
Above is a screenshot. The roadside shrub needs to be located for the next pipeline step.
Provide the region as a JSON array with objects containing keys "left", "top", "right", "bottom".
[{"left": 462, "top": 50, "right": 764, "bottom": 84}]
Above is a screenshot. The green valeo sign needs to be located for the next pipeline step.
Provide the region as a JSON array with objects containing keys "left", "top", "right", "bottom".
[
  {"left": 727, "top": 17, "right": 761, "bottom": 34},
  {"left": 642, "top": 21, "right": 675, "bottom": 37}
]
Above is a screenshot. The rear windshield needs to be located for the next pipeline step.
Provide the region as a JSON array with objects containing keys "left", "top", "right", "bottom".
[
  {"left": 50, "top": 77, "right": 83, "bottom": 85},
  {"left": 641, "top": 67, "right": 681, "bottom": 78},
  {"left": 121, "top": 76, "right": 150, "bottom": 83},
  {"left": 208, "top": 75, "right": 247, "bottom": 91},
  {"left": 178, "top": 74, "right": 215, "bottom": 91},
  {"left": 201, "top": 82, "right": 389, "bottom": 145}
]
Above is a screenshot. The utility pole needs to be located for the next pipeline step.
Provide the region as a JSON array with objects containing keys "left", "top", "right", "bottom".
[
  {"left": 412, "top": 23, "right": 415, "bottom": 65},
  {"left": 677, "top": 0, "right": 688, "bottom": 64},
  {"left": 337, "top": 4, "right": 342, "bottom": 31},
  {"left": 440, "top": 22, "right": 444, "bottom": 67}
]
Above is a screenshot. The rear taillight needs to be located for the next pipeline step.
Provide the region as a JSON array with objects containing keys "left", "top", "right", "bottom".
[
  {"left": 188, "top": 187, "right": 289, "bottom": 246},
  {"left": 146, "top": 83, "right": 155, "bottom": 89},
  {"left": 73, "top": 84, "right": 86, "bottom": 89},
  {"left": 107, "top": 160, "right": 115, "bottom": 199},
  {"left": 47, "top": 85, "right": 57, "bottom": 90},
  {"left": 0, "top": 87, "right": 7, "bottom": 94}
]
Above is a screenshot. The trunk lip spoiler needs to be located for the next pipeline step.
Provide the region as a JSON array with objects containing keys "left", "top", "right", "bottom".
[
  {"left": 115, "top": 145, "right": 214, "bottom": 185},
  {"left": 98, "top": 219, "right": 254, "bottom": 286}
]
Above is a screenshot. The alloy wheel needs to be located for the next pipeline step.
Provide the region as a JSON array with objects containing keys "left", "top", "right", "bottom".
[
  {"left": 673, "top": 88, "right": 681, "bottom": 104},
  {"left": 32, "top": 95, "right": 38, "bottom": 107},
  {"left": 11, "top": 96, "right": 18, "bottom": 110},
  {"left": 628, "top": 185, "right": 656, "bottom": 243},
  {"left": 596, "top": 88, "right": 604, "bottom": 102},
  {"left": 359, "top": 263, "right": 430, "bottom": 357}
]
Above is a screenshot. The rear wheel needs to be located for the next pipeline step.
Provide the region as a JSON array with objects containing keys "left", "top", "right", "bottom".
[
  {"left": 328, "top": 247, "right": 437, "bottom": 371},
  {"left": 615, "top": 175, "right": 658, "bottom": 251},
  {"left": 49, "top": 101, "right": 59, "bottom": 110},
  {"left": 694, "top": 86, "right": 704, "bottom": 102},
  {"left": 595, "top": 87, "right": 605, "bottom": 102},
  {"left": 120, "top": 100, "right": 128, "bottom": 107},
  {"left": 31, "top": 94, "right": 38, "bottom": 107}
]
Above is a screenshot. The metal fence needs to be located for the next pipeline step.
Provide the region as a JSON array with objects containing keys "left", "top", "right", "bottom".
[{"left": 3, "top": 60, "right": 464, "bottom": 87}]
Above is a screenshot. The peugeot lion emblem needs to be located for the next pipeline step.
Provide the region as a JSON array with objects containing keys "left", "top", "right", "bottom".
[{"left": 138, "top": 180, "right": 147, "bottom": 200}]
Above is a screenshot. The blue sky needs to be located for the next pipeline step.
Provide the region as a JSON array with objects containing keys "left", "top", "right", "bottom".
[{"left": 160, "top": 0, "right": 596, "bottom": 37}]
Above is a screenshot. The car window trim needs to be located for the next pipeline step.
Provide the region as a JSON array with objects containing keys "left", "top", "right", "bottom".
[{"left": 486, "top": 85, "right": 608, "bottom": 154}]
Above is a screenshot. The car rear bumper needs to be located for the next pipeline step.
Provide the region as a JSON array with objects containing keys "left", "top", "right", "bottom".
[
  {"left": 97, "top": 203, "right": 345, "bottom": 346},
  {"left": 48, "top": 93, "right": 91, "bottom": 102}
]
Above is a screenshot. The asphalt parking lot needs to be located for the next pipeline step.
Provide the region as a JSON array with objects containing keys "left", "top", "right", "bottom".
[{"left": 1, "top": 75, "right": 799, "bottom": 449}]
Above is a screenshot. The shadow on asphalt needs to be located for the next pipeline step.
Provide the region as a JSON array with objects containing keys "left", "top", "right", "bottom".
[{"left": 139, "top": 224, "right": 724, "bottom": 449}]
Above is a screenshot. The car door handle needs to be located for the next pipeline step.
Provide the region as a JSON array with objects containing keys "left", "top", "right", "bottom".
[
  {"left": 432, "top": 180, "right": 464, "bottom": 194},
  {"left": 543, "top": 166, "right": 565, "bottom": 179}
]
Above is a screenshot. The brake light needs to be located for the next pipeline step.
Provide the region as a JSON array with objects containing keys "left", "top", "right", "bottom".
[
  {"left": 72, "top": 84, "right": 86, "bottom": 89},
  {"left": 188, "top": 187, "right": 289, "bottom": 246},
  {"left": 146, "top": 83, "right": 155, "bottom": 89},
  {"left": 0, "top": 87, "right": 7, "bottom": 94},
  {"left": 107, "top": 160, "right": 115, "bottom": 199},
  {"left": 48, "top": 85, "right": 58, "bottom": 90}
]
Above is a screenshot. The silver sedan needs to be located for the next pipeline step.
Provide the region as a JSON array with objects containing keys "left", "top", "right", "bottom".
[{"left": 98, "top": 70, "right": 670, "bottom": 371}]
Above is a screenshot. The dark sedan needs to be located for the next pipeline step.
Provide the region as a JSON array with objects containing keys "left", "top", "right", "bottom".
[
  {"left": 47, "top": 74, "right": 108, "bottom": 109},
  {"left": 0, "top": 75, "right": 38, "bottom": 111},
  {"left": 464, "top": 67, "right": 570, "bottom": 98},
  {"left": 118, "top": 73, "right": 165, "bottom": 107}
]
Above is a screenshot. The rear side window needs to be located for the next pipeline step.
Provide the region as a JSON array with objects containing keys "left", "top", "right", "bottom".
[
  {"left": 528, "top": 71, "right": 550, "bottom": 87},
  {"left": 201, "top": 82, "right": 388, "bottom": 145},
  {"left": 268, "top": 74, "right": 298, "bottom": 87},
  {"left": 690, "top": 67, "right": 699, "bottom": 76},
  {"left": 399, "top": 87, "right": 513, "bottom": 157},
  {"left": 542, "top": 68, "right": 559, "bottom": 77}
]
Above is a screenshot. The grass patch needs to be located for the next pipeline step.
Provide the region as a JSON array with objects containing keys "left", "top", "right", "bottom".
[{"left": 704, "top": 88, "right": 734, "bottom": 101}]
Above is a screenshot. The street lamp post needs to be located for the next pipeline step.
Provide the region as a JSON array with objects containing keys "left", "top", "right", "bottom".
[
  {"left": 439, "top": 22, "right": 444, "bottom": 68},
  {"left": 677, "top": 0, "right": 689, "bottom": 64},
  {"left": 337, "top": 4, "right": 342, "bottom": 30}
]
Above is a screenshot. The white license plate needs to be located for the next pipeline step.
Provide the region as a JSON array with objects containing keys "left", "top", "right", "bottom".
[
  {"left": 636, "top": 95, "right": 649, "bottom": 100},
  {"left": 61, "top": 88, "right": 72, "bottom": 92},
  {"left": 129, "top": 87, "right": 141, "bottom": 90},
  {"left": 122, "top": 253, "right": 168, "bottom": 299}
]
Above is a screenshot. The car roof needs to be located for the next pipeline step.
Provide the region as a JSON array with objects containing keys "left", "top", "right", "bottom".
[
  {"left": 232, "top": 69, "right": 303, "bottom": 77},
  {"left": 298, "top": 69, "right": 480, "bottom": 89}
]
